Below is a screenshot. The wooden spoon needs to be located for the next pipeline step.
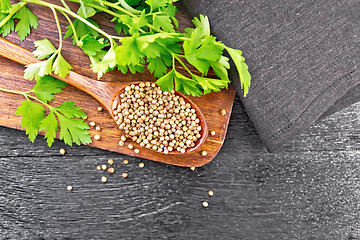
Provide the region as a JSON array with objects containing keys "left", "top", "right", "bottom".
[{"left": 0, "top": 37, "right": 208, "bottom": 155}]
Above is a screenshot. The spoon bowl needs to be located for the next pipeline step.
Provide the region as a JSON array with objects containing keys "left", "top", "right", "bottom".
[{"left": 112, "top": 83, "right": 208, "bottom": 154}]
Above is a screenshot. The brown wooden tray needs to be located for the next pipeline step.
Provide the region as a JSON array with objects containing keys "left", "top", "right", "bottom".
[{"left": 0, "top": 2, "right": 236, "bottom": 167}]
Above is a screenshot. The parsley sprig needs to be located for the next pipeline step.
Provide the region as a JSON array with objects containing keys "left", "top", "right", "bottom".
[{"left": 0, "top": 76, "right": 92, "bottom": 147}]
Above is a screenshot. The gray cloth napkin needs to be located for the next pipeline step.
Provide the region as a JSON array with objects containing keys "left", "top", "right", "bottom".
[{"left": 183, "top": 0, "right": 360, "bottom": 151}]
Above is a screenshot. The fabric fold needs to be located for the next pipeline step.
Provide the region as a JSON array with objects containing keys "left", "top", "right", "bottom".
[{"left": 183, "top": 0, "right": 359, "bottom": 151}]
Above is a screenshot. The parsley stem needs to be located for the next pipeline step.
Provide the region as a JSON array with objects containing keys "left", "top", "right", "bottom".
[
  {"left": 0, "top": 2, "right": 27, "bottom": 29},
  {"left": 0, "top": 87, "right": 26, "bottom": 96},
  {"left": 60, "top": 11, "right": 80, "bottom": 45},
  {"left": 59, "top": 0, "right": 71, "bottom": 11},
  {"left": 25, "top": 93, "right": 53, "bottom": 109},
  {"left": 23, "top": 0, "right": 115, "bottom": 47},
  {"left": 118, "top": 0, "right": 142, "bottom": 14},
  {"left": 173, "top": 54, "right": 193, "bottom": 76},
  {"left": 51, "top": 7, "right": 63, "bottom": 51}
]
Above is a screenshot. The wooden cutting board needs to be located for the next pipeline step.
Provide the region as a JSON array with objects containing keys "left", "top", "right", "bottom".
[{"left": 0, "top": 2, "right": 236, "bottom": 167}]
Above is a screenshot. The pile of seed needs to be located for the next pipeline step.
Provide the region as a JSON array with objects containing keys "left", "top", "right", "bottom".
[{"left": 113, "top": 82, "right": 202, "bottom": 154}]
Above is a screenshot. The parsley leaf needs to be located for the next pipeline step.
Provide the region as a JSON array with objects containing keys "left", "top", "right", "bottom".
[
  {"left": 156, "top": 68, "right": 175, "bottom": 92},
  {"left": 79, "top": 35, "right": 108, "bottom": 56},
  {"left": 54, "top": 101, "right": 86, "bottom": 118},
  {"left": 91, "top": 47, "right": 117, "bottom": 78},
  {"left": 13, "top": 6, "right": 38, "bottom": 41},
  {"left": 31, "top": 75, "right": 67, "bottom": 103},
  {"left": 153, "top": 14, "right": 174, "bottom": 33},
  {"left": 56, "top": 112, "right": 91, "bottom": 146},
  {"left": 15, "top": 99, "right": 45, "bottom": 142},
  {"left": 226, "top": 47, "right": 251, "bottom": 96},
  {"left": 52, "top": 53, "right": 73, "bottom": 78},
  {"left": 39, "top": 111, "right": 58, "bottom": 147},
  {"left": 156, "top": 69, "right": 202, "bottom": 96},
  {"left": 32, "top": 38, "right": 56, "bottom": 60},
  {"left": 193, "top": 74, "right": 230, "bottom": 94},
  {"left": 0, "top": 17, "right": 14, "bottom": 37}
]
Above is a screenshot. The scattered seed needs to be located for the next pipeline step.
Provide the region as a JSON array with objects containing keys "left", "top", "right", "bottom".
[
  {"left": 128, "top": 144, "right": 134, "bottom": 150},
  {"left": 96, "top": 165, "right": 102, "bottom": 171},
  {"left": 59, "top": 148, "right": 66, "bottom": 155},
  {"left": 139, "top": 162, "right": 144, "bottom": 168},
  {"left": 123, "top": 159, "right": 129, "bottom": 165},
  {"left": 220, "top": 109, "right": 226, "bottom": 116},
  {"left": 67, "top": 186, "right": 73, "bottom": 191},
  {"left": 101, "top": 176, "right": 107, "bottom": 183},
  {"left": 210, "top": 131, "right": 216, "bottom": 136},
  {"left": 82, "top": 116, "right": 88, "bottom": 120},
  {"left": 94, "top": 135, "right": 101, "bottom": 140},
  {"left": 101, "top": 164, "right": 107, "bottom": 171},
  {"left": 190, "top": 167, "right": 196, "bottom": 171},
  {"left": 95, "top": 126, "right": 101, "bottom": 131},
  {"left": 90, "top": 121, "right": 96, "bottom": 127},
  {"left": 122, "top": 172, "right": 128, "bottom": 178},
  {"left": 119, "top": 140, "right": 125, "bottom": 146},
  {"left": 108, "top": 159, "right": 114, "bottom": 165},
  {"left": 208, "top": 190, "right": 214, "bottom": 196},
  {"left": 97, "top": 106, "right": 103, "bottom": 112},
  {"left": 202, "top": 201, "right": 208, "bottom": 208},
  {"left": 107, "top": 167, "right": 115, "bottom": 174},
  {"left": 134, "top": 148, "right": 140, "bottom": 154},
  {"left": 201, "top": 150, "right": 207, "bottom": 156},
  {"left": 120, "top": 135, "right": 127, "bottom": 141}
]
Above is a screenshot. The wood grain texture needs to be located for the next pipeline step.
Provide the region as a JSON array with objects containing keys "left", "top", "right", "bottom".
[
  {"left": 0, "top": 98, "right": 359, "bottom": 240},
  {"left": 0, "top": 2, "right": 236, "bottom": 167}
]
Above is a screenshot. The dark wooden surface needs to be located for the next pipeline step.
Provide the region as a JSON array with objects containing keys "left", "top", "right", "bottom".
[
  {"left": 0, "top": 96, "right": 359, "bottom": 239},
  {"left": 0, "top": 2, "right": 236, "bottom": 167}
]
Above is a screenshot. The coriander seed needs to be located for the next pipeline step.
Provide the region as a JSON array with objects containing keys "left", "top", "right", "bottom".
[
  {"left": 202, "top": 201, "right": 208, "bottom": 208},
  {"left": 107, "top": 167, "right": 115, "bottom": 174},
  {"left": 67, "top": 186, "right": 73, "bottom": 191},
  {"left": 108, "top": 159, "right": 114, "bottom": 165},
  {"left": 96, "top": 165, "right": 101, "bottom": 171},
  {"left": 82, "top": 116, "right": 87, "bottom": 120},
  {"left": 220, "top": 109, "right": 226, "bottom": 116},
  {"left": 59, "top": 148, "right": 66, "bottom": 155},
  {"left": 90, "top": 121, "right": 96, "bottom": 127},
  {"left": 101, "top": 176, "right": 107, "bottom": 183},
  {"left": 101, "top": 164, "right": 107, "bottom": 171},
  {"left": 190, "top": 167, "right": 196, "bottom": 171},
  {"left": 94, "top": 135, "right": 101, "bottom": 141},
  {"left": 123, "top": 159, "right": 129, "bottom": 165},
  {"left": 139, "top": 162, "right": 144, "bottom": 168},
  {"left": 134, "top": 148, "right": 140, "bottom": 154},
  {"left": 210, "top": 131, "right": 215, "bottom": 136},
  {"left": 128, "top": 144, "right": 133, "bottom": 150},
  {"left": 122, "top": 172, "right": 128, "bottom": 178},
  {"left": 208, "top": 190, "right": 214, "bottom": 196},
  {"left": 97, "top": 106, "right": 103, "bottom": 112},
  {"left": 119, "top": 140, "right": 125, "bottom": 146},
  {"left": 120, "top": 135, "right": 127, "bottom": 141},
  {"left": 201, "top": 150, "right": 207, "bottom": 156},
  {"left": 96, "top": 126, "right": 101, "bottom": 131}
]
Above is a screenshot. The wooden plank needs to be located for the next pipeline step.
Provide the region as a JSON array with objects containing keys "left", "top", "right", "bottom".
[{"left": 0, "top": 1, "right": 236, "bottom": 167}]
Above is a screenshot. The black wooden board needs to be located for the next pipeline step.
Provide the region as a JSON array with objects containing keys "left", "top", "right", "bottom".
[{"left": 0, "top": 96, "right": 359, "bottom": 240}]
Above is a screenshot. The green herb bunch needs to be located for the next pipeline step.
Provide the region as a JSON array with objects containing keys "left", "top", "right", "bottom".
[{"left": 0, "top": 0, "right": 251, "bottom": 147}]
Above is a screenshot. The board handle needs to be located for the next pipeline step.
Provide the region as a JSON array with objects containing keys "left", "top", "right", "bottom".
[{"left": 0, "top": 37, "right": 114, "bottom": 109}]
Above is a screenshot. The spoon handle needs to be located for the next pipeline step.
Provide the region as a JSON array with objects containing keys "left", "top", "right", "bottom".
[{"left": 0, "top": 37, "right": 116, "bottom": 110}]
